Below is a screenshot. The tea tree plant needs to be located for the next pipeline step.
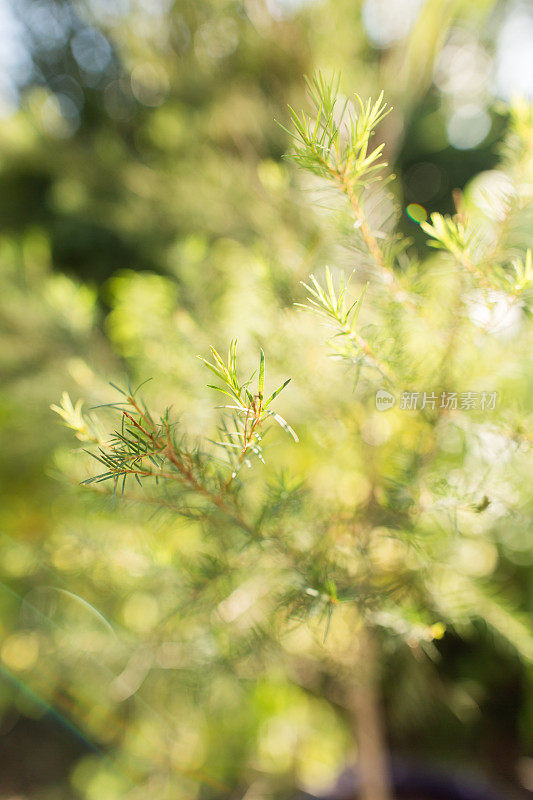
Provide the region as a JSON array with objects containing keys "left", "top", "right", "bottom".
[
  {"left": 54, "top": 75, "right": 533, "bottom": 800},
  {"left": 52, "top": 346, "right": 296, "bottom": 535}
]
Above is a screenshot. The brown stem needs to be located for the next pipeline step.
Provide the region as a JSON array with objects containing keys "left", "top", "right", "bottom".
[
  {"left": 340, "top": 173, "right": 386, "bottom": 270},
  {"left": 219, "top": 403, "right": 262, "bottom": 494},
  {"left": 339, "top": 321, "right": 396, "bottom": 384},
  {"left": 455, "top": 249, "right": 497, "bottom": 291},
  {"left": 308, "top": 146, "right": 410, "bottom": 303},
  {"left": 347, "top": 623, "right": 393, "bottom": 800},
  {"left": 163, "top": 436, "right": 255, "bottom": 537},
  {"left": 306, "top": 145, "right": 386, "bottom": 271},
  {"left": 127, "top": 396, "right": 159, "bottom": 434},
  {"left": 334, "top": 167, "right": 411, "bottom": 305}
]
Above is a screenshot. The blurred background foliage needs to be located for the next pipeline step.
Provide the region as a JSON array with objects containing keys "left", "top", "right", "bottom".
[{"left": 0, "top": 0, "right": 532, "bottom": 798}]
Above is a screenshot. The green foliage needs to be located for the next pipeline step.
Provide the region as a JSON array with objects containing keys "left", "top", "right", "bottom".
[
  {"left": 2, "top": 2, "right": 533, "bottom": 797},
  {"left": 52, "top": 344, "right": 296, "bottom": 513},
  {"left": 51, "top": 392, "right": 106, "bottom": 444},
  {"left": 298, "top": 268, "right": 393, "bottom": 381},
  {"left": 59, "top": 74, "right": 533, "bottom": 664},
  {"left": 44, "top": 74, "right": 533, "bottom": 800},
  {"left": 421, "top": 212, "right": 532, "bottom": 297},
  {"left": 281, "top": 72, "right": 390, "bottom": 188}
]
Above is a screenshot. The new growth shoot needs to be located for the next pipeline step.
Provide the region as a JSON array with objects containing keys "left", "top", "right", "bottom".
[
  {"left": 52, "top": 345, "right": 296, "bottom": 524},
  {"left": 279, "top": 72, "right": 394, "bottom": 280}
]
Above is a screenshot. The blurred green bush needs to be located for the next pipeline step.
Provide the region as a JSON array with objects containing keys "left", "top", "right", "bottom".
[{"left": 0, "top": 1, "right": 532, "bottom": 798}]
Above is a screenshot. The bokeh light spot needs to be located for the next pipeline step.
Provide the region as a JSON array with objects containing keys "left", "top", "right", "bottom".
[
  {"left": 434, "top": 31, "right": 491, "bottom": 99},
  {"left": 35, "top": 89, "right": 80, "bottom": 138},
  {"left": 194, "top": 17, "right": 239, "bottom": 61},
  {"left": 71, "top": 27, "right": 112, "bottom": 75},
  {"left": 122, "top": 592, "right": 159, "bottom": 632},
  {"left": 130, "top": 63, "right": 169, "bottom": 107},
  {"left": 104, "top": 78, "right": 134, "bottom": 120},
  {"left": 1, "top": 632, "right": 39, "bottom": 671},
  {"left": 495, "top": 2, "right": 533, "bottom": 99},
  {"left": 265, "top": 0, "right": 321, "bottom": 20},
  {"left": 446, "top": 104, "right": 491, "bottom": 150},
  {"left": 406, "top": 203, "right": 427, "bottom": 223},
  {"left": 363, "top": 0, "right": 425, "bottom": 48}
]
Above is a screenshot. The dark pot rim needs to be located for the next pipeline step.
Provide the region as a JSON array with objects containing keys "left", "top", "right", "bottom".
[{"left": 298, "top": 759, "right": 519, "bottom": 800}]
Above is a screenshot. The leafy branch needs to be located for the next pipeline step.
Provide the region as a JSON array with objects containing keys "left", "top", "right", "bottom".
[
  {"left": 298, "top": 267, "right": 395, "bottom": 382},
  {"left": 52, "top": 345, "right": 297, "bottom": 533},
  {"left": 51, "top": 392, "right": 107, "bottom": 444},
  {"left": 422, "top": 213, "right": 532, "bottom": 303},
  {"left": 279, "top": 73, "right": 401, "bottom": 286},
  {"left": 199, "top": 341, "right": 297, "bottom": 483}
]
